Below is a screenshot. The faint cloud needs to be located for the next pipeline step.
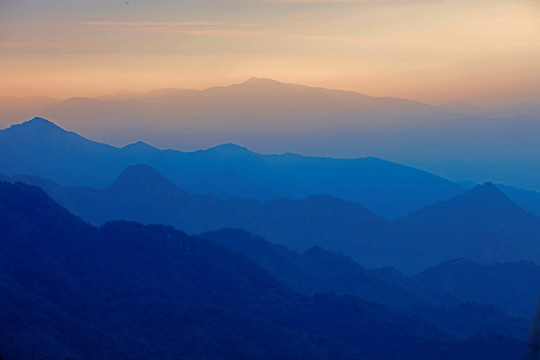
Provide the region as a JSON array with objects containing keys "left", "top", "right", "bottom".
[
  {"left": 82, "top": 21, "right": 222, "bottom": 27},
  {"left": 78, "top": 20, "right": 265, "bottom": 36},
  {"left": 80, "top": 20, "right": 261, "bottom": 31},
  {"left": 0, "top": 42, "right": 58, "bottom": 49}
]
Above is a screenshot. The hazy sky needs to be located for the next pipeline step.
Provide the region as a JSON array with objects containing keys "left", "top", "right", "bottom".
[{"left": 1, "top": 0, "right": 539, "bottom": 105}]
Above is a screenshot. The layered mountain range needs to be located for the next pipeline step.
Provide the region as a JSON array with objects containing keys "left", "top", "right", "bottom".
[
  {"left": 0, "top": 117, "right": 465, "bottom": 218},
  {"left": 2, "top": 78, "right": 540, "bottom": 187},
  {"left": 0, "top": 181, "right": 529, "bottom": 359},
  {"left": 3, "top": 118, "right": 540, "bottom": 271},
  {"left": 2, "top": 116, "right": 540, "bottom": 359},
  {"left": 3, "top": 161, "right": 540, "bottom": 273}
]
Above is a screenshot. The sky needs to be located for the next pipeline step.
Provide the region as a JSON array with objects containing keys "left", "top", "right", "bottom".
[{"left": 1, "top": 0, "right": 539, "bottom": 106}]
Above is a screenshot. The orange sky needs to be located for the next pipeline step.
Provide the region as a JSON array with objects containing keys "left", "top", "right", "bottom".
[{"left": 1, "top": 0, "right": 539, "bottom": 106}]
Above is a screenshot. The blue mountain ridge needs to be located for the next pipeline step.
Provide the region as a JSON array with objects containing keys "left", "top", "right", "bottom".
[
  {"left": 0, "top": 117, "right": 465, "bottom": 218},
  {"left": 0, "top": 180, "right": 527, "bottom": 359},
  {"left": 3, "top": 162, "right": 540, "bottom": 273}
]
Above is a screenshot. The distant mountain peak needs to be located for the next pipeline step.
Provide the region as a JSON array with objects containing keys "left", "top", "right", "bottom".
[
  {"left": 206, "top": 143, "right": 253, "bottom": 156},
  {"left": 438, "top": 181, "right": 521, "bottom": 212},
  {"left": 63, "top": 96, "right": 100, "bottom": 103},
  {"left": 242, "top": 77, "right": 283, "bottom": 86},
  {"left": 475, "top": 181, "right": 497, "bottom": 190},
  {"left": 466, "top": 182, "right": 510, "bottom": 201},
  {"left": 113, "top": 163, "right": 164, "bottom": 180},
  {"left": 20, "top": 116, "right": 63, "bottom": 129},
  {"left": 218, "top": 77, "right": 303, "bottom": 94},
  {"left": 400, "top": 179, "right": 537, "bottom": 230},
  {"left": 3, "top": 117, "right": 66, "bottom": 135},
  {"left": 28, "top": 116, "right": 54, "bottom": 124},
  {"left": 110, "top": 164, "right": 179, "bottom": 194},
  {"left": 121, "top": 141, "right": 159, "bottom": 152}
]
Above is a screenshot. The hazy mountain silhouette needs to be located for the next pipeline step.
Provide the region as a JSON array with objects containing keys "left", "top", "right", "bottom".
[
  {"left": 399, "top": 182, "right": 539, "bottom": 233},
  {"left": 109, "top": 163, "right": 182, "bottom": 195},
  {"left": 485, "top": 102, "right": 540, "bottom": 119},
  {"left": 0, "top": 165, "right": 399, "bottom": 268},
  {"left": 2, "top": 79, "right": 540, "bottom": 188},
  {"left": 441, "top": 180, "right": 540, "bottom": 217},
  {"left": 0, "top": 117, "right": 119, "bottom": 187},
  {"left": 440, "top": 102, "right": 487, "bottom": 114},
  {"left": 203, "top": 228, "right": 531, "bottom": 340},
  {"left": 415, "top": 259, "right": 540, "bottom": 318},
  {"left": 43, "top": 77, "right": 449, "bottom": 123},
  {"left": 3, "top": 80, "right": 537, "bottom": 132},
  {"left": 440, "top": 101, "right": 540, "bottom": 119},
  {"left": 0, "top": 117, "right": 466, "bottom": 218},
  {"left": 496, "top": 184, "right": 540, "bottom": 217},
  {"left": 120, "top": 140, "right": 160, "bottom": 154},
  {"left": 5, "top": 164, "right": 540, "bottom": 272},
  {"left": 400, "top": 301, "right": 529, "bottom": 340},
  {"left": 3, "top": 77, "right": 455, "bottom": 153},
  {"left": 0, "top": 180, "right": 526, "bottom": 359},
  {"left": 201, "top": 228, "right": 455, "bottom": 307},
  {"left": 2, "top": 80, "right": 540, "bottom": 188},
  {"left": 394, "top": 183, "right": 540, "bottom": 267}
]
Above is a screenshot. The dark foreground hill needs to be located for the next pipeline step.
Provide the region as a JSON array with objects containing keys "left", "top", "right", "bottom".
[
  {"left": 0, "top": 181, "right": 527, "bottom": 359},
  {"left": 201, "top": 228, "right": 454, "bottom": 307},
  {"left": 201, "top": 228, "right": 530, "bottom": 340},
  {"left": 415, "top": 258, "right": 540, "bottom": 318}
]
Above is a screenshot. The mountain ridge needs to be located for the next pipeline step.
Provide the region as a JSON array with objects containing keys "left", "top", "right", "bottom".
[
  {"left": 0, "top": 180, "right": 526, "bottom": 359},
  {"left": 0, "top": 164, "right": 397, "bottom": 268},
  {"left": 414, "top": 258, "right": 540, "bottom": 317},
  {"left": 397, "top": 181, "right": 540, "bottom": 232},
  {"left": 0, "top": 117, "right": 465, "bottom": 218},
  {"left": 5, "top": 162, "right": 540, "bottom": 272},
  {"left": 393, "top": 182, "right": 540, "bottom": 269}
]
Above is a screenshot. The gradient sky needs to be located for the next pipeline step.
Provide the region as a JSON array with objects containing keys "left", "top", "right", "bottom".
[{"left": 1, "top": 0, "right": 539, "bottom": 106}]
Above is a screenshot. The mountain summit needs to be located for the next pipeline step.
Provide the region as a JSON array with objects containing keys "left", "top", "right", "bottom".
[
  {"left": 400, "top": 182, "right": 537, "bottom": 229},
  {"left": 0, "top": 117, "right": 465, "bottom": 217},
  {"left": 6, "top": 116, "right": 65, "bottom": 135},
  {"left": 466, "top": 182, "right": 513, "bottom": 202},
  {"left": 239, "top": 77, "right": 288, "bottom": 89},
  {"left": 121, "top": 141, "right": 159, "bottom": 153},
  {"left": 395, "top": 181, "right": 540, "bottom": 267},
  {"left": 0, "top": 180, "right": 524, "bottom": 360},
  {"left": 205, "top": 143, "right": 253, "bottom": 156},
  {"left": 110, "top": 164, "right": 181, "bottom": 196}
]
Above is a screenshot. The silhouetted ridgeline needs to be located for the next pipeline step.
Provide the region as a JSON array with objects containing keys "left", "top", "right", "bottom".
[
  {"left": 2, "top": 117, "right": 540, "bottom": 358},
  {"left": 201, "top": 228, "right": 456, "bottom": 307},
  {"left": 202, "top": 228, "right": 530, "bottom": 341},
  {"left": 394, "top": 182, "right": 540, "bottom": 270},
  {"left": 4, "top": 163, "right": 540, "bottom": 272},
  {"left": 0, "top": 181, "right": 528, "bottom": 359},
  {"left": 0, "top": 117, "right": 465, "bottom": 218},
  {"left": 2, "top": 79, "right": 540, "bottom": 189},
  {"left": 3, "top": 117, "right": 540, "bottom": 216},
  {"left": 415, "top": 258, "right": 540, "bottom": 318}
]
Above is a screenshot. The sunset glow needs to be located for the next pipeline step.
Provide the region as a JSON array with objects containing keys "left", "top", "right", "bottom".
[{"left": 1, "top": 0, "right": 539, "bottom": 105}]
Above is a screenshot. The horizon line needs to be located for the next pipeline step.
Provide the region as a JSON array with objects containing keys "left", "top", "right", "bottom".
[{"left": 2, "top": 77, "right": 536, "bottom": 109}]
